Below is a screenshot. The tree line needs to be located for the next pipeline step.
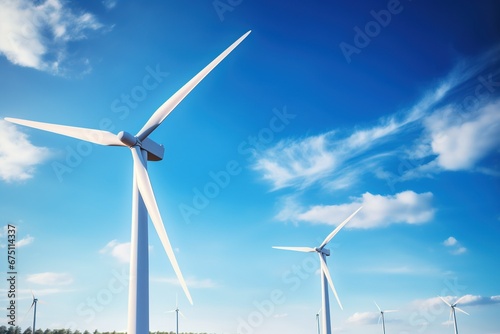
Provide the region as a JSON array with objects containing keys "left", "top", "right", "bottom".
[{"left": 0, "top": 327, "right": 212, "bottom": 334}]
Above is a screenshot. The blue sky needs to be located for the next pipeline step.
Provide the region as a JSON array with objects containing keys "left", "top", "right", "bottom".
[{"left": 1, "top": 0, "right": 499, "bottom": 333}]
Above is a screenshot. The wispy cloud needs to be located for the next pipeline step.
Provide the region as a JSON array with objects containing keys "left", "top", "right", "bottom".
[
  {"left": 403, "top": 100, "right": 500, "bottom": 178},
  {"left": 0, "top": 0, "right": 105, "bottom": 75},
  {"left": 16, "top": 234, "right": 34, "bottom": 247},
  {"left": 357, "top": 264, "right": 441, "bottom": 276},
  {"left": 26, "top": 272, "right": 73, "bottom": 285},
  {"left": 0, "top": 120, "right": 52, "bottom": 182},
  {"left": 252, "top": 47, "right": 500, "bottom": 192},
  {"left": 99, "top": 239, "right": 130, "bottom": 263},
  {"left": 346, "top": 311, "right": 379, "bottom": 325},
  {"left": 102, "top": 0, "right": 118, "bottom": 10},
  {"left": 413, "top": 294, "right": 500, "bottom": 310},
  {"left": 443, "top": 236, "right": 467, "bottom": 255},
  {"left": 276, "top": 191, "right": 435, "bottom": 228},
  {"left": 152, "top": 276, "right": 218, "bottom": 289}
]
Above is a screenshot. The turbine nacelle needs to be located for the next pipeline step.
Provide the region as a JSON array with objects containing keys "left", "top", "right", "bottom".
[
  {"left": 118, "top": 131, "right": 164, "bottom": 161},
  {"left": 316, "top": 247, "right": 330, "bottom": 256}
]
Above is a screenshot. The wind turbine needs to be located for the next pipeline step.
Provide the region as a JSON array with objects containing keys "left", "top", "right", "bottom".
[
  {"left": 316, "top": 308, "right": 321, "bottom": 334},
  {"left": 439, "top": 296, "right": 469, "bottom": 334},
  {"left": 29, "top": 292, "right": 39, "bottom": 334},
  {"left": 166, "top": 295, "right": 185, "bottom": 334},
  {"left": 374, "top": 301, "right": 398, "bottom": 334},
  {"left": 5, "top": 30, "right": 251, "bottom": 334},
  {"left": 273, "top": 207, "right": 362, "bottom": 334}
]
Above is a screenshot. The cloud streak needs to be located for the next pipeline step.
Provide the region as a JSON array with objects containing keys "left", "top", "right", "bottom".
[
  {"left": 413, "top": 294, "right": 500, "bottom": 310},
  {"left": 16, "top": 234, "right": 34, "bottom": 247},
  {"left": 252, "top": 47, "right": 500, "bottom": 192},
  {"left": 152, "top": 276, "right": 218, "bottom": 289},
  {"left": 100, "top": 239, "right": 131, "bottom": 263},
  {"left": 0, "top": 0, "right": 104, "bottom": 75},
  {"left": 26, "top": 272, "right": 73, "bottom": 285},
  {"left": 443, "top": 236, "right": 467, "bottom": 255},
  {"left": 0, "top": 120, "right": 52, "bottom": 182}
]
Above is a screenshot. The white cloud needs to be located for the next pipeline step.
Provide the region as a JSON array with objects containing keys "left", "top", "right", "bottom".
[
  {"left": 102, "top": 0, "right": 118, "bottom": 9},
  {"left": 443, "top": 236, "right": 457, "bottom": 246},
  {"left": 16, "top": 234, "right": 34, "bottom": 247},
  {"left": 26, "top": 272, "right": 73, "bottom": 285},
  {"left": 252, "top": 48, "right": 500, "bottom": 192},
  {"left": 253, "top": 132, "right": 338, "bottom": 190},
  {"left": 152, "top": 276, "right": 218, "bottom": 289},
  {"left": 0, "top": 0, "right": 103, "bottom": 74},
  {"left": 100, "top": 239, "right": 130, "bottom": 263},
  {"left": 413, "top": 295, "right": 500, "bottom": 311},
  {"left": 443, "top": 236, "right": 467, "bottom": 255},
  {"left": 346, "top": 311, "right": 378, "bottom": 325},
  {"left": 278, "top": 191, "right": 435, "bottom": 229},
  {"left": 0, "top": 120, "right": 52, "bottom": 182},
  {"left": 423, "top": 101, "right": 500, "bottom": 171}
]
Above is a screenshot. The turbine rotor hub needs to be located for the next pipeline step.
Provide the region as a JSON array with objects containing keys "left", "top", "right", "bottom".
[
  {"left": 118, "top": 131, "right": 139, "bottom": 147},
  {"left": 316, "top": 247, "right": 330, "bottom": 256}
]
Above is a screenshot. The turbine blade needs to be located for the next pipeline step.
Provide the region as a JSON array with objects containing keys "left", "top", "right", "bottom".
[
  {"left": 454, "top": 295, "right": 467, "bottom": 306},
  {"left": 130, "top": 147, "right": 193, "bottom": 305},
  {"left": 136, "top": 30, "right": 251, "bottom": 141},
  {"left": 385, "top": 310, "right": 398, "bottom": 313},
  {"left": 374, "top": 301, "right": 381, "bottom": 312},
  {"left": 319, "top": 253, "right": 343, "bottom": 310},
  {"left": 455, "top": 307, "right": 469, "bottom": 316},
  {"left": 179, "top": 310, "right": 187, "bottom": 318},
  {"left": 439, "top": 296, "right": 452, "bottom": 307},
  {"left": 5, "top": 117, "right": 124, "bottom": 146},
  {"left": 319, "top": 206, "right": 362, "bottom": 249},
  {"left": 272, "top": 246, "right": 316, "bottom": 253}
]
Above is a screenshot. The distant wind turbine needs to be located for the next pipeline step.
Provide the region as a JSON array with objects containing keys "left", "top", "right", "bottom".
[
  {"left": 316, "top": 308, "right": 321, "bottom": 334},
  {"left": 374, "top": 301, "right": 398, "bottom": 334},
  {"left": 273, "top": 207, "right": 362, "bottom": 334},
  {"left": 5, "top": 30, "right": 251, "bottom": 334},
  {"left": 166, "top": 295, "right": 185, "bottom": 334},
  {"left": 23, "top": 291, "right": 39, "bottom": 334},
  {"left": 439, "top": 296, "right": 469, "bottom": 334}
]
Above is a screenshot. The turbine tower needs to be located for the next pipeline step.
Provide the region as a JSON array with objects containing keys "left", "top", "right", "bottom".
[
  {"left": 273, "top": 207, "right": 362, "bottom": 334},
  {"left": 374, "top": 301, "right": 398, "bottom": 334},
  {"left": 439, "top": 296, "right": 469, "bottom": 334},
  {"left": 316, "top": 309, "right": 321, "bottom": 334},
  {"left": 167, "top": 295, "right": 185, "bottom": 334},
  {"left": 29, "top": 292, "right": 38, "bottom": 334},
  {"left": 5, "top": 30, "right": 250, "bottom": 334}
]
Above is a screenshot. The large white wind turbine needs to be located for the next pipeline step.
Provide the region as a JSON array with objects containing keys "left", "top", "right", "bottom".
[
  {"left": 273, "top": 207, "right": 362, "bottom": 334},
  {"left": 439, "top": 296, "right": 469, "bottom": 334},
  {"left": 374, "top": 301, "right": 398, "bottom": 334},
  {"left": 5, "top": 30, "right": 250, "bottom": 334}
]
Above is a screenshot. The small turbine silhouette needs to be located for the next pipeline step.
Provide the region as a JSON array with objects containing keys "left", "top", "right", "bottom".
[{"left": 439, "top": 296, "right": 469, "bottom": 334}]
